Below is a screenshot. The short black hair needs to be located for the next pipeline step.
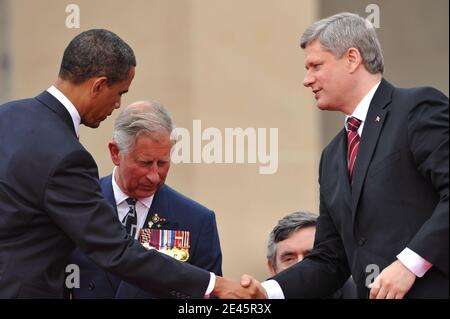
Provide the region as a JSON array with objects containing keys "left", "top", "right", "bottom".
[{"left": 58, "top": 29, "right": 136, "bottom": 85}]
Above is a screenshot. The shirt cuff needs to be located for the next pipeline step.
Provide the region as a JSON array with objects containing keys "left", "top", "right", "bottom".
[
  {"left": 261, "top": 279, "right": 285, "bottom": 299},
  {"left": 204, "top": 272, "right": 216, "bottom": 298},
  {"left": 397, "top": 247, "right": 432, "bottom": 278}
]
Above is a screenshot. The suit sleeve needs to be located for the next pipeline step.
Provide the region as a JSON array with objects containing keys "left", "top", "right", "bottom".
[
  {"left": 272, "top": 152, "right": 351, "bottom": 298},
  {"left": 43, "top": 150, "right": 210, "bottom": 298},
  {"left": 406, "top": 88, "right": 449, "bottom": 276}
]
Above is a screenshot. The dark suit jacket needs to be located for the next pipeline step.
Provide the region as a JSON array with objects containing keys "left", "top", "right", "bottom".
[
  {"left": 0, "top": 92, "right": 210, "bottom": 298},
  {"left": 70, "top": 176, "right": 222, "bottom": 298},
  {"left": 273, "top": 79, "right": 449, "bottom": 299}
]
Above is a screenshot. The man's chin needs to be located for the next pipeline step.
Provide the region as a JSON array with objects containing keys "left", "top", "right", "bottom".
[
  {"left": 82, "top": 120, "right": 101, "bottom": 129},
  {"left": 136, "top": 189, "right": 157, "bottom": 198},
  {"left": 317, "top": 102, "right": 332, "bottom": 111}
]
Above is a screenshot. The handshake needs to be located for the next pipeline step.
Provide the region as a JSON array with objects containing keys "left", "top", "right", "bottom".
[{"left": 212, "top": 275, "right": 268, "bottom": 299}]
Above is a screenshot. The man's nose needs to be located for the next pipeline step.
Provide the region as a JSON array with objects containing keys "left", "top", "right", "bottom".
[
  {"left": 146, "top": 164, "right": 160, "bottom": 184},
  {"left": 303, "top": 72, "right": 314, "bottom": 87}
]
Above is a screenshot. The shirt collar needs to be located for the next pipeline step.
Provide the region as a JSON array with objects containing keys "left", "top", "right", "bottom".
[
  {"left": 344, "top": 81, "right": 381, "bottom": 131},
  {"left": 47, "top": 85, "right": 81, "bottom": 138},
  {"left": 111, "top": 167, "right": 154, "bottom": 208}
]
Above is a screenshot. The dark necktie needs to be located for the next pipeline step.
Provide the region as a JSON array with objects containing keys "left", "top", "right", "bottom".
[
  {"left": 347, "top": 116, "right": 362, "bottom": 182},
  {"left": 122, "top": 198, "right": 138, "bottom": 238}
]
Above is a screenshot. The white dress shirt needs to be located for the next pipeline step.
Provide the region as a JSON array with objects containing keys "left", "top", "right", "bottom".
[
  {"left": 262, "top": 81, "right": 432, "bottom": 299},
  {"left": 112, "top": 167, "right": 154, "bottom": 240}
]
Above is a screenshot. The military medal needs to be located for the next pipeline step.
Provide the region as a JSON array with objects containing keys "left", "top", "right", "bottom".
[{"left": 139, "top": 228, "right": 190, "bottom": 262}]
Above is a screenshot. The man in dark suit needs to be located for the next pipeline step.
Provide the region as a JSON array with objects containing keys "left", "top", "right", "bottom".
[
  {"left": 256, "top": 13, "right": 448, "bottom": 299},
  {"left": 266, "top": 211, "right": 357, "bottom": 298},
  {"left": 0, "top": 29, "right": 263, "bottom": 298},
  {"left": 69, "top": 101, "right": 222, "bottom": 298}
]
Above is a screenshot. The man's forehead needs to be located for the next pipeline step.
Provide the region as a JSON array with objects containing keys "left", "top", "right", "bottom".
[
  {"left": 304, "top": 43, "right": 326, "bottom": 57},
  {"left": 136, "top": 133, "right": 172, "bottom": 145}
]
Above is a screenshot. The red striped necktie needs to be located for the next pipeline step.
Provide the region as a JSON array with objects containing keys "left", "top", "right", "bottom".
[{"left": 347, "top": 117, "right": 362, "bottom": 183}]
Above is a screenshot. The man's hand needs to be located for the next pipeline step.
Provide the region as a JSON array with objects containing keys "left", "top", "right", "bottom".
[
  {"left": 240, "top": 274, "right": 268, "bottom": 298},
  {"left": 213, "top": 274, "right": 268, "bottom": 299},
  {"left": 368, "top": 260, "right": 416, "bottom": 299}
]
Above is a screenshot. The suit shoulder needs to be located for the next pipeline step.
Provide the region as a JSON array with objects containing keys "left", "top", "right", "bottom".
[
  {"left": 322, "top": 129, "right": 345, "bottom": 155},
  {"left": 393, "top": 86, "right": 448, "bottom": 106},
  {"left": 162, "top": 185, "right": 214, "bottom": 216},
  {"left": 99, "top": 175, "right": 112, "bottom": 187},
  {"left": 0, "top": 97, "right": 35, "bottom": 109}
]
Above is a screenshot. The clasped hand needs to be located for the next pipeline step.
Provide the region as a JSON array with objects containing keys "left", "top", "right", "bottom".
[{"left": 213, "top": 274, "right": 268, "bottom": 299}]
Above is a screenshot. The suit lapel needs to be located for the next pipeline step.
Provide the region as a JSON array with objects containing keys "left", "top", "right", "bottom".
[
  {"left": 101, "top": 175, "right": 119, "bottom": 217},
  {"left": 337, "top": 129, "right": 352, "bottom": 210},
  {"left": 351, "top": 79, "right": 393, "bottom": 222},
  {"left": 144, "top": 185, "right": 178, "bottom": 230},
  {"left": 35, "top": 91, "right": 77, "bottom": 138}
]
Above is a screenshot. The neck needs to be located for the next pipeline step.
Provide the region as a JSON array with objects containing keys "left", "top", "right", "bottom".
[
  {"left": 54, "top": 78, "right": 88, "bottom": 117},
  {"left": 343, "top": 72, "right": 382, "bottom": 115},
  {"left": 113, "top": 168, "right": 133, "bottom": 199}
]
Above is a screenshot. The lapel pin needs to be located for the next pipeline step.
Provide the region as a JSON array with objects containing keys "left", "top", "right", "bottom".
[
  {"left": 149, "top": 213, "right": 167, "bottom": 229},
  {"left": 151, "top": 213, "right": 160, "bottom": 224},
  {"left": 375, "top": 116, "right": 381, "bottom": 122}
]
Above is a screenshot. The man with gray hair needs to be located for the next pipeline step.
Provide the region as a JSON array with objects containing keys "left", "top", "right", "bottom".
[
  {"left": 267, "top": 212, "right": 317, "bottom": 275},
  {"left": 247, "top": 12, "right": 448, "bottom": 299},
  {"left": 69, "top": 101, "right": 223, "bottom": 298},
  {"left": 266, "top": 212, "right": 356, "bottom": 298}
]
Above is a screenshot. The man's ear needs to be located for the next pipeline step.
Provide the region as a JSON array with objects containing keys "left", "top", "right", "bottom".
[
  {"left": 346, "top": 47, "right": 362, "bottom": 73},
  {"left": 108, "top": 142, "right": 121, "bottom": 166},
  {"left": 267, "top": 260, "right": 277, "bottom": 276},
  {"left": 91, "top": 76, "right": 108, "bottom": 96}
]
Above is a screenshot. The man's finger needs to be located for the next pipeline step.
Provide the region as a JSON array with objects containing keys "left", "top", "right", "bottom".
[
  {"left": 386, "top": 290, "right": 396, "bottom": 299},
  {"left": 375, "top": 285, "right": 388, "bottom": 299},
  {"left": 394, "top": 293, "right": 404, "bottom": 299},
  {"left": 240, "top": 274, "right": 252, "bottom": 288},
  {"left": 368, "top": 279, "right": 380, "bottom": 299}
]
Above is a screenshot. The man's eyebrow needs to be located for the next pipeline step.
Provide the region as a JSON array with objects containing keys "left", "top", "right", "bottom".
[
  {"left": 280, "top": 251, "right": 295, "bottom": 258},
  {"left": 305, "top": 60, "right": 314, "bottom": 69}
]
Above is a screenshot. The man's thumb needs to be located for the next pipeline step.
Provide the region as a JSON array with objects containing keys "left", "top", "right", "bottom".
[{"left": 240, "top": 274, "right": 252, "bottom": 287}]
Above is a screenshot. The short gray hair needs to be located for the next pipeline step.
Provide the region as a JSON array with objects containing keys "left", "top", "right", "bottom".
[
  {"left": 300, "top": 12, "right": 384, "bottom": 74},
  {"left": 113, "top": 101, "right": 174, "bottom": 154},
  {"left": 267, "top": 211, "right": 317, "bottom": 269}
]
